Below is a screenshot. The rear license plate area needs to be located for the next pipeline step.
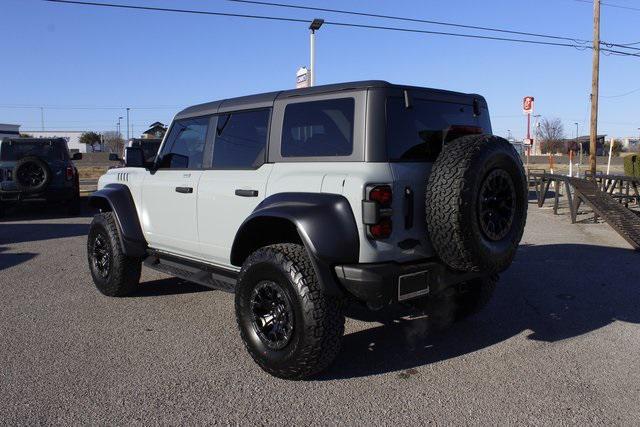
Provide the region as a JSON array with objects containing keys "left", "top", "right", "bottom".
[{"left": 398, "top": 271, "right": 429, "bottom": 301}]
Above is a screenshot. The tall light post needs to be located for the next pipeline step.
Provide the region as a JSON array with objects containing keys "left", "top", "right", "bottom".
[
  {"left": 126, "top": 108, "right": 130, "bottom": 141},
  {"left": 533, "top": 114, "right": 541, "bottom": 154},
  {"left": 309, "top": 18, "right": 324, "bottom": 87},
  {"left": 575, "top": 122, "right": 583, "bottom": 165},
  {"left": 117, "top": 116, "right": 123, "bottom": 138}
]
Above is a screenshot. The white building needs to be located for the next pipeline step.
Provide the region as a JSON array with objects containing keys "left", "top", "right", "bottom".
[
  {"left": 21, "top": 130, "right": 104, "bottom": 153},
  {"left": 621, "top": 137, "right": 640, "bottom": 152},
  {"left": 0, "top": 123, "right": 20, "bottom": 139}
]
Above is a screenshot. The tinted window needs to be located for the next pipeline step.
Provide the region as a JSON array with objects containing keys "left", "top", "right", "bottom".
[
  {"left": 386, "top": 98, "right": 486, "bottom": 161},
  {"left": 212, "top": 109, "right": 270, "bottom": 169},
  {"left": 0, "top": 140, "right": 67, "bottom": 161},
  {"left": 281, "top": 98, "right": 354, "bottom": 157},
  {"left": 158, "top": 117, "right": 208, "bottom": 169}
]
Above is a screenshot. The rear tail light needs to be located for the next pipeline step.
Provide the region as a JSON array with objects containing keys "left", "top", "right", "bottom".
[
  {"left": 363, "top": 185, "right": 393, "bottom": 239},
  {"left": 66, "top": 166, "right": 74, "bottom": 181}
]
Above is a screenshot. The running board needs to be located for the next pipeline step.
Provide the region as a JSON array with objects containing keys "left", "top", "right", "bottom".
[{"left": 144, "top": 250, "right": 238, "bottom": 292}]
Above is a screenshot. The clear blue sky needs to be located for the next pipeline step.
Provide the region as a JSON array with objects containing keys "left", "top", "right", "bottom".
[{"left": 1, "top": 0, "right": 639, "bottom": 139}]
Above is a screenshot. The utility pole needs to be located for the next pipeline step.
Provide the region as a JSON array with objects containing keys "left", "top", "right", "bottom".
[
  {"left": 589, "top": 0, "right": 601, "bottom": 176},
  {"left": 40, "top": 107, "right": 45, "bottom": 131},
  {"left": 126, "top": 108, "right": 130, "bottom": 141},
  {"left": 309, "top": 19, "right": 324, "bottom": 87}
]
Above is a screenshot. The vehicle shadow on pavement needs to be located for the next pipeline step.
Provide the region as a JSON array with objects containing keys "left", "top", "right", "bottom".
[
  {"left": 130, "top": 277, "right": 212, "bottom": 297},
  {"left": 0, "top": 223, "right": 89, "bottom": 245},
  {"left": 319, "top": 243, "right": 640, "bottom": 380},
  {"left": 0, "top": 246, "right": 37, "bottom": 271},
  {"left": 0, "top": 197, "right": 94, "bottom": 222}
]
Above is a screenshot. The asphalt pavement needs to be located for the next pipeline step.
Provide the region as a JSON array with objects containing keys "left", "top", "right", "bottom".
[{"left": 1, "top": 199, "right": 639, "bottom": 424}]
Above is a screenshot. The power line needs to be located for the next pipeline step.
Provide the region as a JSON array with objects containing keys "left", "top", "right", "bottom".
[
  {"left": 601, "top": 87, "right": 640, "bottom": 98},
  {"left": 227, "top": 0, "right": 592, "bottom": 44},
  {"left": 232, "top": 0, "right": 640, "bottom": 52},
  {"left": 40, "top": 0, "right": 640, "bottom": 57},
  {"left": 574, "top": 0, "right": 640, "bottom": 12},
  {"left": 0, "top": 104, "right": 181, "bottom": 110}
]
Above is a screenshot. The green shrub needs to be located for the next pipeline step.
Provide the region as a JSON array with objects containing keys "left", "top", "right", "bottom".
[{"left": 624, "top": 154, "right": 639, "bottom": 177}]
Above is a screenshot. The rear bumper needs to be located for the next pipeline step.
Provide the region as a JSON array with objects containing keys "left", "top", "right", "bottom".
[{"left": 334, "top": 259, "right": 484, "bottom": 307}]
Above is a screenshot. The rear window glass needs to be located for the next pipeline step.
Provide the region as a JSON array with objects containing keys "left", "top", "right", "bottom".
[
  {"left": 0, "top": 140, "right": 66, "bottom": 161},
  {"left": 386, "top": 97, "right": 486, "bottom": 162},
  {"left": 281, "top": 98, "right": 354, "bottom": 157}
]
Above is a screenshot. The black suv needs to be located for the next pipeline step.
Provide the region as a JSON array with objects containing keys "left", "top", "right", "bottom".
[{"left": 0, "top": 138, "right": 82, "bottom": 217}]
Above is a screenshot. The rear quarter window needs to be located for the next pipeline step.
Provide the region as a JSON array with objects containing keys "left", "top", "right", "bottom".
[
  {"left": 281, "top": 98, "right": 354, "bottom": 157},
  {"left": 386, "top": 97, "right": 488, "bottom": 162}
]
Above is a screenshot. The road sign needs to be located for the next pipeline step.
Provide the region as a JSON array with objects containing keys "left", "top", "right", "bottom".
[
  {"left": 523, "top": 96, "right": 535, "bottom": 114},
  {"left": 296, "top": 67, "right": 310, "bottom": 89}
]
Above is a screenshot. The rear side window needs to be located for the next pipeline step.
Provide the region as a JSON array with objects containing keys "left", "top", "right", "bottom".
[
  {"left": 158, "top": 117, "right": 209, "bottom": 169},
  {"left": 386, "top": 98, "right": 486, "bottom": 162},
  {"left": 212, "top": 109, "right": 270, "bottom": 169},
  {"left": 281, "top": 98, "right": 354, "bottom": 157}
]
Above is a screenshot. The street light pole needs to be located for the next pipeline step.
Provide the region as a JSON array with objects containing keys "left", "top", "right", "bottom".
[
  {"left": 126, "top": 108, "right": 130, "bottom": 141},
  {"left": 117, "top": 116, "right": 123, "bottom": 138},
  {"left": 309, "top": 19, "right": 324, "bottom": 87}
]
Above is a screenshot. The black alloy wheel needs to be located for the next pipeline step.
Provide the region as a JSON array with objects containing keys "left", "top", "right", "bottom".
[
  {"left": 250, "top": 280, "right": 294, "bottom": 350},
  {"left": 17, "top": 162, "right": 45, "bottom": 188},
  {"left": 91, "top": 232, "right": 112, "bottom": 279},
  {"left": 477, "top": 169, "right": 516, "bottom": 241}
]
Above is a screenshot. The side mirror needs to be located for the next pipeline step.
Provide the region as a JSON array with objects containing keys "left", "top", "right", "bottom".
[
  {"left": 108, "top": 153, "right": 121, "bottom": 161},
  {"left": 124, "top": 147, "right": 144, "bottom": 168},
  {"left": 72, "top": 152, "right": 83, "bottom": 160}
]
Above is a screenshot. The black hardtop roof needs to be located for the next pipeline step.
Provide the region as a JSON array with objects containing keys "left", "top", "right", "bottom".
[{"left": 176, "top": 80, "right": 485, "bottom": 119}]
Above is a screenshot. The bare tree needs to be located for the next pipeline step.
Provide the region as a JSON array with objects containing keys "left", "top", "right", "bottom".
[
  {"left": 103, "top": 131, "right": 124, "bottom": 155},
  {"left": 536, "top": 117, "right": 565, "bottom": 154}
]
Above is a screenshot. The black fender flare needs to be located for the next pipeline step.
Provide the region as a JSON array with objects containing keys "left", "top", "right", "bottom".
[
  {"left": 88, "top": 183, "right": 147, "bottom": 257},
  {"left": 231, "top": 192, "right": 360, "bottom": 296}
]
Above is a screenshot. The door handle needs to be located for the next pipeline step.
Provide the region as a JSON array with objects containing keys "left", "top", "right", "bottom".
[
  {"left": 235, "top": 189, "right": 258, "bottom": 197},
  {"left": 175, "top": 186, "right": 193, "bottom": 194}
]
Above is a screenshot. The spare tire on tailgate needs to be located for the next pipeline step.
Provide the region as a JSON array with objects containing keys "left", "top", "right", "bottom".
[
  {"left": 425, "top": 135, "right": 527, "bottom": 273},
  {"left": 14, "top": 156, "right": 51, "bottom": 193}
]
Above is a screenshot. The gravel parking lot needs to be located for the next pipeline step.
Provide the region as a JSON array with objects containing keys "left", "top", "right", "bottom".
[{"left": 1, "top": 199, "right": 639, "bottom": 424}]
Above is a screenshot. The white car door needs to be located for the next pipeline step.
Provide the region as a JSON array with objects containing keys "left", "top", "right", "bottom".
[
  {"left": 140, "top": 116, "right": 210, "bottom": 258},
  {"left": 198, "top": 109, "right": 272, "bottom": 266}
]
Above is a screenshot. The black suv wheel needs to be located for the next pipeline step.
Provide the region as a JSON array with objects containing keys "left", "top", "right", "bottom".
[
  {"left": 87, "top": 212, "right": 141, "bottom": 296},
  {"left": 235, "top": 243, "right": 344, "bottom": 380}
]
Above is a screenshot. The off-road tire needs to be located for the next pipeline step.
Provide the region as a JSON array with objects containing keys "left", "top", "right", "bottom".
[
  {"left": 235, "top": 243, "right": 345, "bottom": 380},
  {"left": 426, "top": 135, "right": 527, "bottom": 273},
  {"left": 455, "top": 274, "right": 499, "bottom": 320},
  {"left": 411, "top": 274, "right": 498, "bottom": 329},
  {"left": 68, "top": 190, "right": 81, "bottom": 216},
  {"left": 14, "top": 156, "right": 51, "bottom": 193},
  {"left": 87, "top": 212, "right": 141, "bottom": 297}
]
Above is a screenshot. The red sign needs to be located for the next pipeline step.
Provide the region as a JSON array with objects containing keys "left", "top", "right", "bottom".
[{"left": 523, "top": 96, "right": 535, "bottom": 114}]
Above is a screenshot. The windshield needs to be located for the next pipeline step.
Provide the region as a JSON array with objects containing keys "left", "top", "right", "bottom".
[{"left": 0, "top": 140, "right": 67, "bottom": 161}]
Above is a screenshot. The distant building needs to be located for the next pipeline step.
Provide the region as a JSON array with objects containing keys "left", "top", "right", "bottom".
[
  {"left": 621, "top": 137, "right": 640, "bottom": 152},
  {"left": 566, "top": 135, "right": 606, "bottom": 156},
  {"left": 142, "top": 122, "right": 167, "bottom": 139},
  {"left": 0, "top": 123, "right": 20, "bottom": 139},
  {"left": 22, "top": 130, "right": 104, "bottom": 153}
]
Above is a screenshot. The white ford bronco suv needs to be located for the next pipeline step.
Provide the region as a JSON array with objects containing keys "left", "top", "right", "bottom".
[{"left": 87, "top": 81, "right": 527, "bottom": 379}]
